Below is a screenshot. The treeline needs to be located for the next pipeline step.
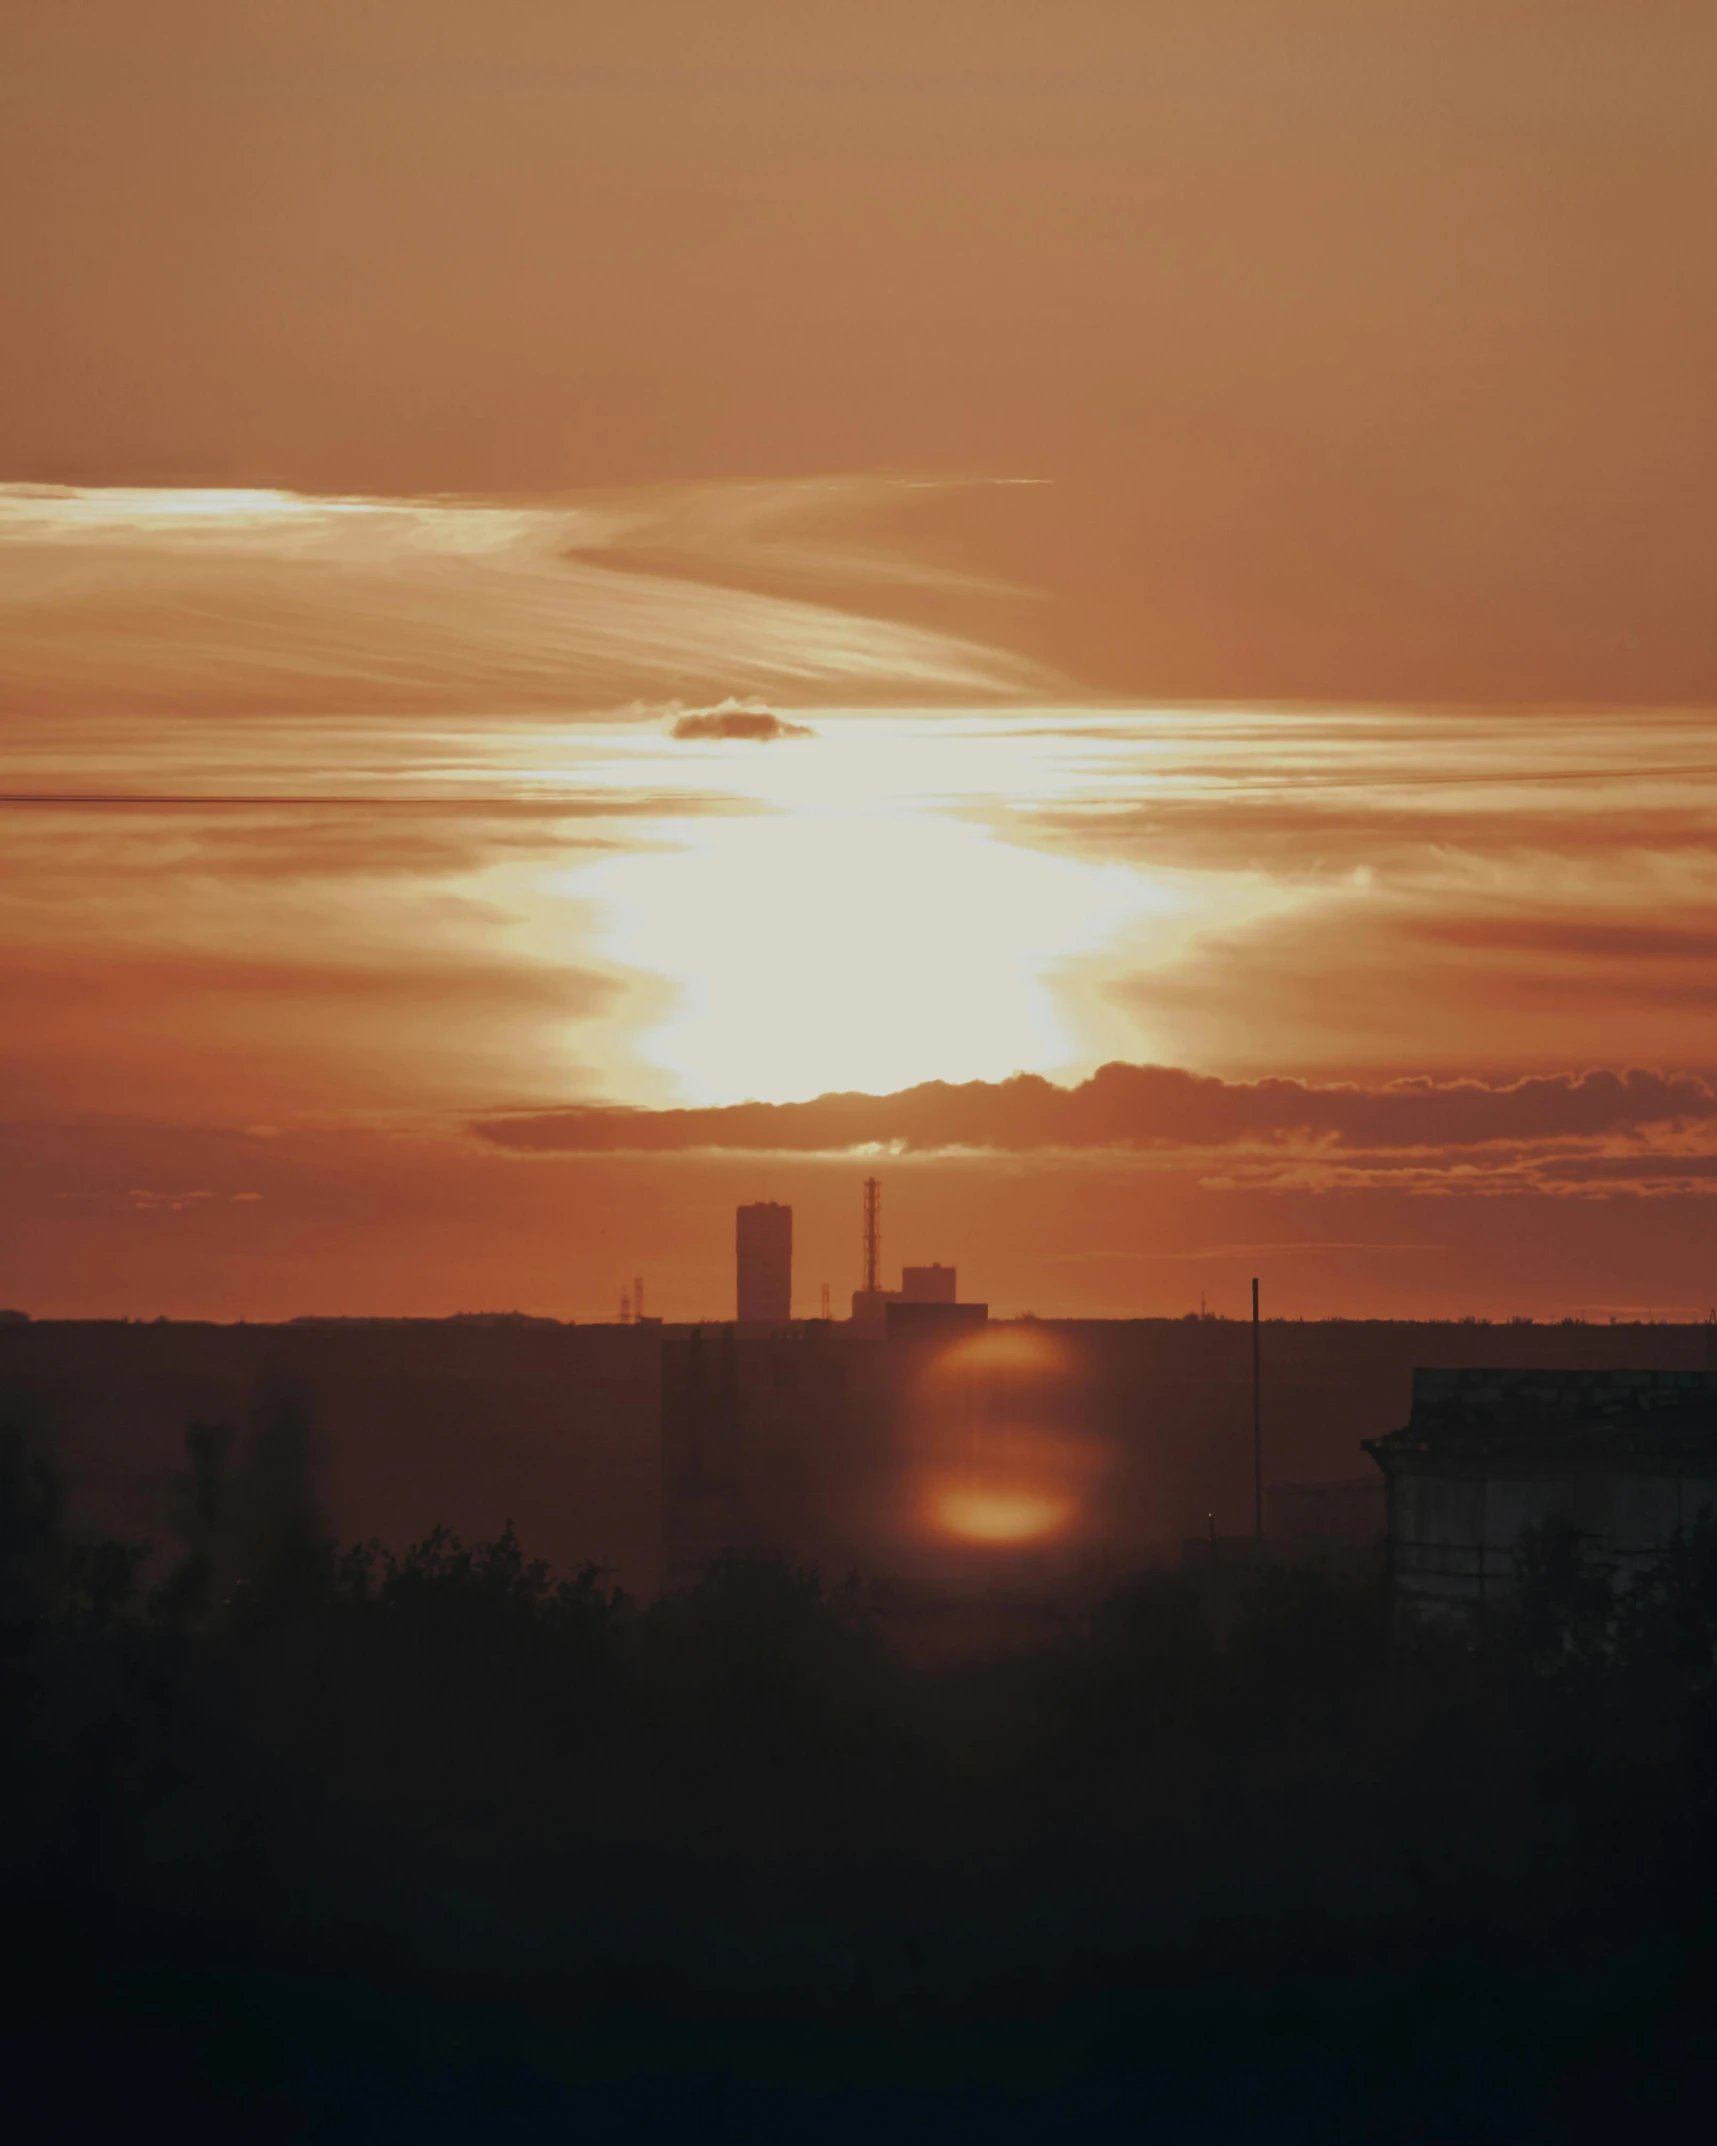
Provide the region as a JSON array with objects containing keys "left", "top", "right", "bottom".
[{"left": 5, "top": 1418, "right": 1717, "bottom": 2139}]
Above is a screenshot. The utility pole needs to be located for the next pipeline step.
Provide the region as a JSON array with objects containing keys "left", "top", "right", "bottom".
[
  {"left": 1252, "top": 1276, "right": 1263, "bottom": 1538},
  {"left": 862, "top": 1177, "right": 881, "bottom": 1296}
]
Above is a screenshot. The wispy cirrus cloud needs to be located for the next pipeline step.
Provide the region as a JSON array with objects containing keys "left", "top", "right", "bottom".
[{"left": 0, "top": 480, "right": 1048, "bottom": 728}]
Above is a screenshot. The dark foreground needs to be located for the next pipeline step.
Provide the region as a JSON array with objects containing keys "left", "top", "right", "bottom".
[{"left": 6, "top": 1425, "right": 1717, "bottom": 2141}]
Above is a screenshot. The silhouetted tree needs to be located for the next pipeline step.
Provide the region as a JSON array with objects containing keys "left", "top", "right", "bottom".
[{"left": 8, "top": 1421, "right": 1717, "bottom": 2135}]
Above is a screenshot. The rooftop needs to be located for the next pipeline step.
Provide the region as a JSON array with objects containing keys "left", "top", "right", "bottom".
[{"left": 1367, "top": 1367, "right": 1717, "bottom": 1466}]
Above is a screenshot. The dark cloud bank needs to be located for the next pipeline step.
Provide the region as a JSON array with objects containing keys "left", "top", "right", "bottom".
[
  {"left": 669, "top": 700, "right": 813, "bottom": 743},
  {"left": 475, "top": 1063, "right": 1717, "bottom": 1157}
]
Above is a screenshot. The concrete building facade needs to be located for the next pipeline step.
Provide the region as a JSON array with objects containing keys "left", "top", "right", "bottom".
[{"left": 1365, "top": 1367, "right": 1717, "bottom": 1622}]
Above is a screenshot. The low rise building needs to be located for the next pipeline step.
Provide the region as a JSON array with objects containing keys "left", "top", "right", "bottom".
[{"left": 1364, "top": 1367, "right": 1717, "bottom": 1622}]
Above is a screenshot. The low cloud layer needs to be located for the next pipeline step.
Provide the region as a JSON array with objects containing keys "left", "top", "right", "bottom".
[{"left": 475, "top": 1061, "right": 1717, "bottom": 1169}]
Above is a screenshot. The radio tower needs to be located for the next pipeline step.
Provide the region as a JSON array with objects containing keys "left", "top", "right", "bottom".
[{"left": 862, "top": 1176, "right": 881, "bottom": 1296}]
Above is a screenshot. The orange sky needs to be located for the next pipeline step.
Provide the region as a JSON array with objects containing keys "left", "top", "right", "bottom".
[{"left": 3, "top": 5, "right": 1715, "bottom": 1322}]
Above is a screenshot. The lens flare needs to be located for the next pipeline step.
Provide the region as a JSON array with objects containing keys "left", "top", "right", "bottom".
[
  {"left": 909, "top": 1325, "right": 1109, "bottom": 1549},
  {"left": 919, "top": 1322, "right": 1073, "bottom": 1389},
  {"left": 927, "top": 1479, "right": 1075, "bottom": 1545}
]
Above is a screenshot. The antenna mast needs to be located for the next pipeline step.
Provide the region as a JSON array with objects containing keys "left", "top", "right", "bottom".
[
  {"left": 862, "top": 1177, "right": 881, "bottom": 1295},
  {"left": 1252, "top": 1275, "right": 1263, "bottom": 1539}
]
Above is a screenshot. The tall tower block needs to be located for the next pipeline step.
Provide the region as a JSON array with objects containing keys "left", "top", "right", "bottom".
[{"left": 736, "top": 1202, "right": 792, "bottom": 1324}]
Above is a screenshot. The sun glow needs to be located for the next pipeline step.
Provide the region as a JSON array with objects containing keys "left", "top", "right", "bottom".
[
  {"left": 561, "top": 718, "right": 1173, "bottom": 1105},
  {"left": 574, "top": 813, "right": 1147, "bottom": 1102}
]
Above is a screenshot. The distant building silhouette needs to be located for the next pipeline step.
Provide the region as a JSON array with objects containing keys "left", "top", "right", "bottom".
[
  {"left": 736, "top": 1202, "right": 792, "bottom": 1323},
  {"left": 848, "top": 1287, "right": 896, "bottom": 1334},
  {"left": 850, "top": 1180, "right": 963, "bottom": 1333},
  {"left": 883, "top": 1298, "right": 986, "bottom": 1343}
]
